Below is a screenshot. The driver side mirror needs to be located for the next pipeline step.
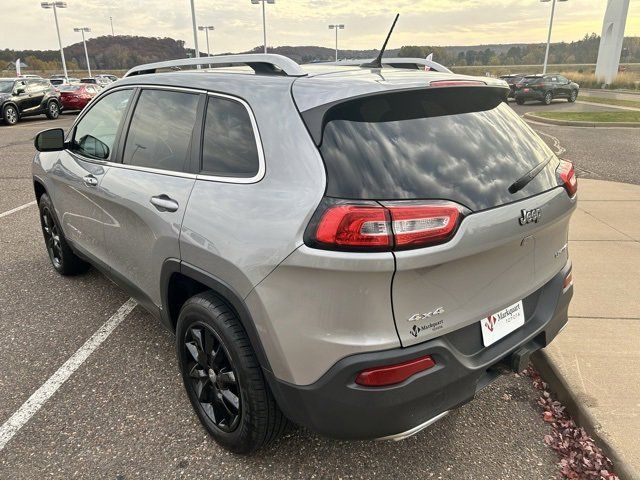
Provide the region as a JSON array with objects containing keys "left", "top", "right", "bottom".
[
  {"left": 14, "top": 86, "right": 26, "bottom": 95},
  {"left": 34, "top": 128, "right": 65, "bottom": 152}
]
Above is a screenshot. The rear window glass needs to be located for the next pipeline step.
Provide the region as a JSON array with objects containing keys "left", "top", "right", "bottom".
[
  {"left": 523, "top": 77, "right": 543, "bottom": 84},
  {"left": 201, "top": 96, "right": 260, "bottom": 178},
  {"left": 59, "top": 85, "right": 80, "bottom": 92},
  {"left": 318, "top": 88, "right": 559, "bottom": 211}
]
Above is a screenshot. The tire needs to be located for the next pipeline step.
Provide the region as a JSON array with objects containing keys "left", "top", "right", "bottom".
[
  {"left": 568, "top": 90, "right": 577, "bottom": 103},
  {"left": 38, "top": 193, "right": 89, "bottom": 275},
  {"left": 515, "top": 98, "right": 525, "bottom": 105},
  {"left": 2, "top": 105, "right": 19, "bottom": 125},
  {"left": 542, "top": 92, "right": 553, "bottom": 105},
  {"left": 45, "top": 101, "right": 60, "bottom": 120},
  {"left": 176, "top": 292, "right": 288, "bottom": 454}
]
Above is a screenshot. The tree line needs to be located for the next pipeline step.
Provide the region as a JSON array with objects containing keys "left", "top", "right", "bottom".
[
  {"left": 400, "top": 34, "right": 640, "bottom": 66},
  {"left": 2, "top": 33, "right": 639, "bottom": 73}
]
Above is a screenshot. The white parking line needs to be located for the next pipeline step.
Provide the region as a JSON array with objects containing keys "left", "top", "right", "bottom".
[
  {"left": 0, "top": 298, "right": 137, "bottom": 451},
  {"left": 534, "top": 129, "right": 566, "bottom": 156},
  {"left": 0, "top": 201, "right": 37, "bottom": 219}
]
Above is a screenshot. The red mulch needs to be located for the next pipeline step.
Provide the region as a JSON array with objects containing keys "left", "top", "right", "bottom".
[{"left": 523, "top": 367, "right": 619, "bottom": 480}]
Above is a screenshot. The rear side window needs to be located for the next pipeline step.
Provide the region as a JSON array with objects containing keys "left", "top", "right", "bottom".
[
  {"left": 318, "top": 88, "right": 559, "bottom": 212},
  {"left": 201, "top": 96, "right": 260, "bottom": 178},
  {"left": 123, "top": 89, "right": 200, "bottom": 173}
]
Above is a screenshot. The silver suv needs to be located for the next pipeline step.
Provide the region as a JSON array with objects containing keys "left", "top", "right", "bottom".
[{"left": 32, "top": 54, "right": 577, "bottom": 453}]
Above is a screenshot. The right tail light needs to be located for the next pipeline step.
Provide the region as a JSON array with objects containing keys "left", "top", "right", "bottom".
[{"left": 557, "top": 160, "right": 577, "bottom": 197}]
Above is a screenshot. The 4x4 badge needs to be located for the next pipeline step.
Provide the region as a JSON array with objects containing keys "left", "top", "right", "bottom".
[
  {"left": 407, "top": 307, "right": 445, "bottom": 323},
  {"left": 519, "top": 208, "right": 541, "bottom": 225}
]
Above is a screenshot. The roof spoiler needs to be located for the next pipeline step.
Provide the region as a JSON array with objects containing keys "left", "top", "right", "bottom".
[{"left": 124, "top": 54, "right": 307, "bottom": 78}]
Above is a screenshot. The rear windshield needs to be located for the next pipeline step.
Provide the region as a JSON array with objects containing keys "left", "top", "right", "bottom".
[
  {"left": 318, "top": 88, "right": 559, "bottom": 211},
  {"left": 59, "top": 85, "right": 80, "bottom": 91},
  {"left": 523, "top": 76, "right": 543, "bottom": 84}
]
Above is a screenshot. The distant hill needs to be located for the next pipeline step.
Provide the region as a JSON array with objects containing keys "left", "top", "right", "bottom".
[{"left": 1, "top": 34, "right": 638, "bottom": 73}]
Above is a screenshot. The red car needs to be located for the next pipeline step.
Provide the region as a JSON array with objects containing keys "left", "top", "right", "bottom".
[{"left": 58, "top": 84, "right": 100, "bottom": 111}]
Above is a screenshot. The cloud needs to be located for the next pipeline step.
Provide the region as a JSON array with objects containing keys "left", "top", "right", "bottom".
[{"left": 2, "top": 0, "right": 638, "bottom": 53}]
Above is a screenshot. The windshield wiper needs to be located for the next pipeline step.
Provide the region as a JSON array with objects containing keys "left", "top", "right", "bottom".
[{"left": 508, "top": 156, "right": 553, "bottom": 194}]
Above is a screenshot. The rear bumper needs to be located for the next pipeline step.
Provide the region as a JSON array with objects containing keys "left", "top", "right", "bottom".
[
  {"left": 515, "top": 90, "right": 545, "bottom": 101},
  {"left": 266, "top": 261, "right": 572, "bottom": 440}
]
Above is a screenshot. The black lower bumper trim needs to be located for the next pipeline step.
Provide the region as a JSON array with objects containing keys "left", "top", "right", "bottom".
[{"left": 266, "top": 263, "right": 573, "bottom": 440}]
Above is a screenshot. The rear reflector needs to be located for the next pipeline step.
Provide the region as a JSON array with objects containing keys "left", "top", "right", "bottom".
[
  {"left": 558, "top": 160, "right": 578, "bottom": 197},
  {"left": 563, "top": 269, "right": 573, "bottom": 290},
  {"left": 355, "top": 355, "right": 436, "bottom": 387},
  {"left": 311, "top": 201, "right": 463, "bottom": 251}
]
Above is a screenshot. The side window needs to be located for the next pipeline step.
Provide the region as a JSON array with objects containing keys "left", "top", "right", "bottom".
[
  {"left": 550, "top": 76, "right": 558, "bottom": 83},
  {"left": 557, "top": 76, "right": 568, "bottom": 84},
  {"left": 26, "top": 81, "right": 40, "bottom": 93},
  {"left": 72, "top": 89, "right": 133, "bottom": 160},
  {"left": 201, "top": 96, "right": 260, "bottom": 178},
  {"left": 122, "top": 89, "right": 199, "bottom": 173},
  {"left": 14, "top": 81, "right": 27, "bottom": 93}
]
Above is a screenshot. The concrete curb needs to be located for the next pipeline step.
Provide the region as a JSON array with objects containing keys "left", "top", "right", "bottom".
[
  {"left": 532, "top": 350, "right": 640, "bottom": 480},
  {"left": 523, "top": 112, "right": 640, "bottom": 128}
]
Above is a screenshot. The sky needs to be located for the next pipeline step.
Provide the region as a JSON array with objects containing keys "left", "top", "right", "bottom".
[{"left": 2, "top": 0, "right": 639, "bottom": 53}]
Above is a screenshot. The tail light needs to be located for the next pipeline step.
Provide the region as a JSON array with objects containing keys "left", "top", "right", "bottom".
[
  {"left": 557, "top": 160, "right": 577, "bottom": 197},
  {"left": 307, "top": 199, "right": 464, "bottom": 252},
  {"left": 315, "top": 205, "right": 391, "bottom": 248},
  {"left": 355, "top": 355, "right": 436, "bottom": 387}
]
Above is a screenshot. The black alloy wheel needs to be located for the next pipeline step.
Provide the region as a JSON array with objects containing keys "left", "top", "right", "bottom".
[
  {"left": 183, "top": 322, "right": 241, "bottom": 433},
  {"left": 543, "top": 92, "right": 553, "bottom": 105},
  {"left": 41, "top": 206, "right": 63, "bottom": 269}
]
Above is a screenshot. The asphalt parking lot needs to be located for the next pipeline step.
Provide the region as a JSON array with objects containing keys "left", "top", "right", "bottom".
[{"left": 0, "top": 98, "right": 633, "bottom": 478}]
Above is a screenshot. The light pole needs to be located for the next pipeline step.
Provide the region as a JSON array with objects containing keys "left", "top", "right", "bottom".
[
  {"left": 328, "top": 24, "right": 345, "bottom": 62},
  {"left": 189, "top": 0, "right": 200, "bottom": 60},
  {"left": 251, "top": 0, "right": 275, "bottom": 54},
  {"left": 41, "top": 2, "right": 68, "bottom": 79},
  {"left": 198, "top": 25, "right": 215, "bottom": 56},
  {"left": 74, "top": 27, "right": 92, "bottom": 76},
  {"left": 109, "top": 15, "right": 114, "bottom": 36},
  {"left": 541, "top": 0, "right": 568, "bottom": 74}
]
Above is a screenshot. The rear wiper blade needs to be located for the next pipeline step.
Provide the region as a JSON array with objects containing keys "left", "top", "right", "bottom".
[{"left": 508, "top": 156, "right": 553, "bottom": 194}]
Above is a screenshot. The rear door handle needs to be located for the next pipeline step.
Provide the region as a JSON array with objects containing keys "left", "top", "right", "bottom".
[
  {"left": 150, "top": 194, "right": 179, "bottom": 213},
  {"left": 83, "top": 175, "right": 98, "bottom": 187}
]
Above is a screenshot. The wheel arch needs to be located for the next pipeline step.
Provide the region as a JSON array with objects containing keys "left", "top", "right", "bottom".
[
  {"left": 33, "top": 177, "right": 47, "bottom": 203},
  {"left": 161, "top": 259, "right": 273, "bottom": 372},
  {"left": 2, "top": 102, "right": 20, "bottom": 115}
]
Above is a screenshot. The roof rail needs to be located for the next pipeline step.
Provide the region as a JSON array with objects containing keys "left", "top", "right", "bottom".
[
  {"left": 124, "top": 54, "right": 307, "bottom": 78},
  {"left": 321, "top": 57, "right": 452, "bottom": 74}
]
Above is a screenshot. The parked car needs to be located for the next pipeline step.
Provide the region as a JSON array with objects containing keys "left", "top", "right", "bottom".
[
  {"left": 514, "top": 74, "right": 580, "bottom": 105},
  {"left": 0, "top": 77, "right": 61, "bottom": 125},
  {"left": 50, "top": 77, "right": 80, "bottom": 87},
  {"left": 499, "top": 73, "right": 525, "bottom": 98},
  {"left": 95, "top": 74, "right": 118, "bottom": 83},
  {"left": 58, "top": 84, "right": 100, "bottom": 111},
  {"left": 80, "top": 77, "right": 111, "bottom": 88},
  {"left": 32, "top": 54, "right": 577, "bottom": 453}
]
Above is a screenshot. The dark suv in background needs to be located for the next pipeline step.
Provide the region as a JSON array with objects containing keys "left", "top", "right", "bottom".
[
  {"left": 0, "top": 78, "right": 61, "bottom": 125},
  {"left": 514, "top": 74, "right": 579, "bottom": 105},
  {"left": 499, "top": 73, "right": 524, "bottom": 98}
]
